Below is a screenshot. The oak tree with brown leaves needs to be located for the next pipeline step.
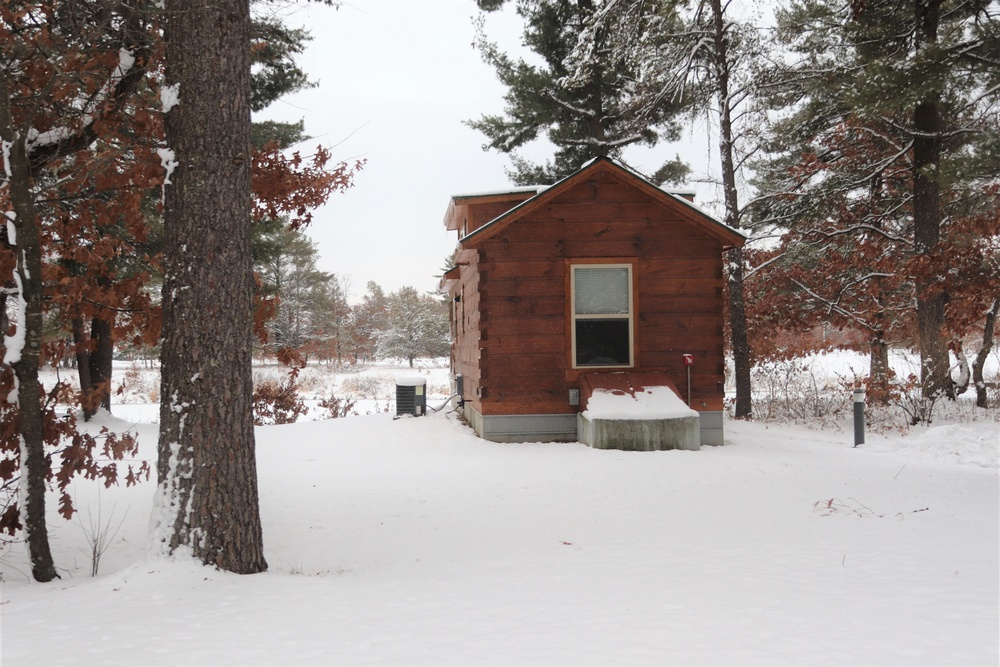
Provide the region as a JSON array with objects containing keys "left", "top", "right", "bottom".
[
  {"left": 752, "top": 0, "right": 1000, "bottom": 408},
  {"left": 1, "top": 0, "right": 159, "bottom": 582},
  {"left": 2, "top": 0, "right": 358, "bottom": 580}
]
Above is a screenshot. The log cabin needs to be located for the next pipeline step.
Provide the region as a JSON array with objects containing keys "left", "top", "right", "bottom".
[{"left": 439, "top": 157, "right": 745, "bottom": 450}]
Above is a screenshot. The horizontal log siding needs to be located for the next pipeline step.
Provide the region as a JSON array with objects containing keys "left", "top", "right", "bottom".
[
  {"left": 451, "top": 251, "right": 483, "bottom": 414},
  {"left": 469, "top": 200, "right": 525, "bottom": 234},
  {"left": 466, "top": 170, "right": 729, "bottom": 418}
]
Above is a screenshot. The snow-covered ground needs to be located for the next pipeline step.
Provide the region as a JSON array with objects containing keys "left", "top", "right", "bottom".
[{"left": 1, "top": 356, "right": 997, "bottom": 666}]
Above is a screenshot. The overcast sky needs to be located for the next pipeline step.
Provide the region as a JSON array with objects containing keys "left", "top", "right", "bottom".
[{"left": 257, "top": 0, "right": 714, "bottom": 302}]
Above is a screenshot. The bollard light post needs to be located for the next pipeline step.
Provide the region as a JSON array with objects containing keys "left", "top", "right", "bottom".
[{"left": 853, "top": 388, "right": 865, "bottom": 447}]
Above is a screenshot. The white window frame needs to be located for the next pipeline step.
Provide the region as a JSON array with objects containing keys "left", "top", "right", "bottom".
[{"left": 570, "top": 263, "right": 634, "bottom": 369}]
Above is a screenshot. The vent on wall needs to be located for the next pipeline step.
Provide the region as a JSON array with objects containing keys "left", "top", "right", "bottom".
[{"left": 395, "top": 378, "right": 427, "bottom": 417}]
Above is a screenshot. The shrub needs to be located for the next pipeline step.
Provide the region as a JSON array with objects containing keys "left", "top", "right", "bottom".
[
  {"left": 317, "top": 393, "right": 357, "bottom": 420},
  {"left": 252, "top": 378, "right": 308, "bottom": 426},
  {"left": 339, "top": 373, "right": 391, "bottom": 400}
]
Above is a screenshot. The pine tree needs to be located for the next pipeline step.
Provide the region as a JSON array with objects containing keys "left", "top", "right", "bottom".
[
  {"left": 1, "top": 0, "right": 351, "bottom": 579},
  {"left": 345, "top": 281, "right": 389, "bottom": 364},
  {"left": 153, "top": 0, "right": 267, "bottom": 573},
  {"left": 57, "top": 8, "right": 333, "bottom": 422},
  {"left": 752, "top": 0, "right": 1000, "bottom": 402},
  {"left": 249, "top": 14, "right": 315, "bottom": 150},
  {"left": 309, "top": 275, "right": 353, "bottom": 364},
  {"left": 379, "top": 287, "right": 450, "bottom": 367},
  {"left": 250, "top": 16, "right": 315, "bottom": 114},
  {"left": 470, "top": 0, "right": 691, "bottom": 184},
  {"left": 256, "top": 226, "right": 337, "bottom": 353}
]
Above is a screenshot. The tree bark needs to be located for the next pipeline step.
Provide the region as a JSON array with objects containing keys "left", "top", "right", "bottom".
[
  {"left": 153, "top": 0, "right": 266, "bottom": 573},
  {"left": 973, "top": 297, "right": 999, "bottom": 408},
  {"left": 868, "top": 333, "right": 890, "bottom": 404},
  {"left": 912, "top": 100, "right": 950, "bottom": 400},
  {"left": 0, "top": 76, "right": 58, "bottom": 582},
  {"left": 912, "top": 0, "right": 951, "bottom": 401},
  {"left": 710, "top": 0, "right": 752, "bottom": 419},
  {"left": 72, "top": 316, "right": 97, "bottom": 420},
  {"left": 88, "top": 314, "right": 113, "bottom": 413},
  {"left": 727, "top": 248, "right": 753, "bottom": 418},
  {"left": 73, "top": 314, "right": 113, "bottom": 419},
  {"left": 0, "top": 291, "right": 8, "bottom": 337}
]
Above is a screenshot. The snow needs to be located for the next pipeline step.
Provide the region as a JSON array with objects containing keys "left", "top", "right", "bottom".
[
  {"left": 159, "top": 83, "right": 180, "bottom": 113},
  {"left": 2, "top": 270, "right": 26, "bottom": 369},
  {"left": 1, "top": 364, "right": 997, "bottom": 665},
  {"left": 451, "top": 184, "right": 546, "bottom": 199},
  {"left": 4, "top": 212, "right": 15, "bottom": 245},
  {"left": 156, "top": 147, "right": 178, "bottom": 185},
  {"left": 2, "top": 138, "right": 11, "bottom": 178},
  {"left": 584, "top": 386, "right": 698, "bottom": 419},
  {"left": 115, "top": 49, "right": 135, "bottom": 83},
  {"left": 25, "top": 125, "right": 74, "bottom": 150}
]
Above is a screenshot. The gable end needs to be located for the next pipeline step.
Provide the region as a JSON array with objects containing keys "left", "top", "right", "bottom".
[{"left": 460, "top": 157, "right": 746, "bottom": 249}]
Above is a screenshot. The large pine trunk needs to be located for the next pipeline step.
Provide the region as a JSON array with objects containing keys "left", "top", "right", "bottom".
[
  {"left": 710, "top": 0, "right": 752, "bottom": 419},
  {"left": 912, "top": 98, "right": 950, "bottom": 400},
  {"left": 727, "top": 249, "right": 752, "bottom": 418},
  {"left": 153, "top": 0, "right": 266, "bottom": 574},
  {"left": 912, "top": 0, "right": 952, "bottom": 402}
]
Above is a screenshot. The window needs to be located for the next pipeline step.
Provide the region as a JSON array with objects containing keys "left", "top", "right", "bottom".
[{"left": 571, "top": 264, "right": 633, "bottom": 367}]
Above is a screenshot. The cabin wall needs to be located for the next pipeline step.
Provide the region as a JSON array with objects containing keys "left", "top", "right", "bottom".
[
  {"left": 472, "top": 174, "right": 728, "bottom": 424},
  {"left": 449, "top": 251, "right": 483, "bottom": 415},
  {"left": 467, "top": 201, "right": 521, "bottom": 235},
  {"left": 449, "top": 194, "right": 542, "bottom": 413}
]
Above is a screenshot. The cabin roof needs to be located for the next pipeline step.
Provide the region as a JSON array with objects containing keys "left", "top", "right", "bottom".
[
  {"left": 453, "top": 156, "right": 746, "bottom": 249},
  {"left": 450, "top": 185, "right": 549, "bottom": 200},
  {"left": 439, "top": 264, "right": 461, "bottom": 292},
  {"left": 442, "top": 187, "right": 541, "bottom": 233}
]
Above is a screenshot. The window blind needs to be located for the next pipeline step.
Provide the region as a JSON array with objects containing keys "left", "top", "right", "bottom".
[{"left": 574, "top": 266, "right": 630, "bottom": 315}]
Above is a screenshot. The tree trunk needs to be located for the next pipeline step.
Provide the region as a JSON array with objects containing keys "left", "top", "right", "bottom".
[
  {"left": 912, "top": 0, "right": 951, "bottom": 401},
  {"left": 727, "top": 249, "right": 753, "bottom": 418},
  {"left": 73, "top": 314, "right": 113, "bottom": 418},
  {"left": 973, "top": 297, "right": 999, "bottom": 408},
  {"left": 88, "top": 314, "right": 113, "bottom": 413},
  {"left": 0, "top": 291, "right": 8, "bottom": 337},
  {"left": 153, "top": 0, "right": 266, "bottom": 574},
  {"left": 0, "top": 77, "right": 58, "bottom": 582},
  {"left": 869, "top": 333, "right": 890, "bottom": 404},
  {"left": 72, "top": 316, "right": 97, "bottom": 420},
  {"left": 710, "top": 0, "right": 752, "bottom": 419}
]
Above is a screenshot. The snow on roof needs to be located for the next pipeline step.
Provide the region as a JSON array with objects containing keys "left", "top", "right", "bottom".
[{"left": 450, "top": 185, "right": 549, "bottom": 200}]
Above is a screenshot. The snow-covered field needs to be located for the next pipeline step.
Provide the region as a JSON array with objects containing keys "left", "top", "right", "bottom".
[{"left": 1, "top": 356, "right": 997, "bottom": 666}]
